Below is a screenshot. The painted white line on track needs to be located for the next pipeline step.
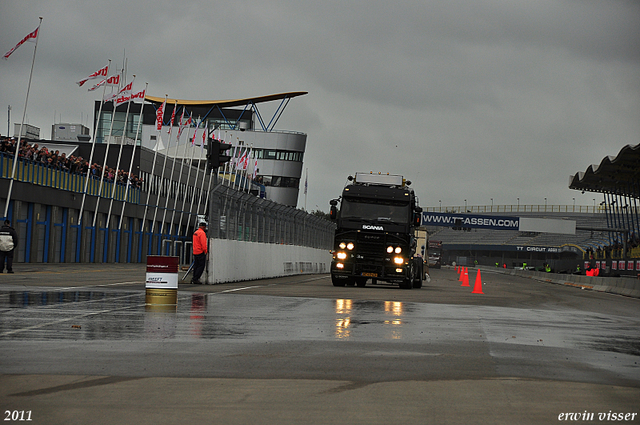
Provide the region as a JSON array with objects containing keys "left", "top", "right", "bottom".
[
  {"left": 217, "top": 286, "right": 265, "bottom": 294},
  {"left": 0, "top": 304, "right": 145, "bottom": 337},
  {"left": 56, "top": 281, "right": 144, "bottom": 291}
]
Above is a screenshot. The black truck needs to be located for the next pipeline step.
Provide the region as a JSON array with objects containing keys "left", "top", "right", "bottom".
[{"left": 329, "top": 172, "right": 423, "bottom": 289}]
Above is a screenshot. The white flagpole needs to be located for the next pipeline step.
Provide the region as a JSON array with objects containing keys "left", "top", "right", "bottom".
[
  {"left": 155, "top": 101, "right": 178, "bottom": 242},
  {"left": 4, "top": 17, "right": 42, "bottom": 219},
  {"left": 119, "top": 83, "right": 147, "bottom": 230},
  {"left": 233, "top": 143, "right": 243, "bottom": 191},
  {"left": 245, "top": 145, "right": 253, "bottom": 194},
  {"left": 221, "top": 131, "right": 232, "bottom": 186},
  {"left": 178, "top": 116, "right": 196, "bottom": 234},
  {"left": 184, "top": 117, "right": 203, "bottom": 236},
  {"left": 169, "top": 107, "right": 188, "bottom": 235},
  {"left": 78, "top": 59, "right": 111, "bottom": 229},
  {"left": 142, "top": 95, "right": 167, "bottom": 242},
  {"left": 194, "top": 121, "right": 208, "bottom": 220},
  {"left": 92, "top": 80, "right": 121, "bottom": 228},
  {"left": 106, "top": 76, "right": 135, "bottom": 229}
]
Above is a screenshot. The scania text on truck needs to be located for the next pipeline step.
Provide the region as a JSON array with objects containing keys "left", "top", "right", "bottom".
[{"left": 329, "top": 172, "right": 423, "bottom": 289}]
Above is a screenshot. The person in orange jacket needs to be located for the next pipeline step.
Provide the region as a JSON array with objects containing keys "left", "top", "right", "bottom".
[{"left": 192, "top": 222, "right": 208, "bottom": 284}]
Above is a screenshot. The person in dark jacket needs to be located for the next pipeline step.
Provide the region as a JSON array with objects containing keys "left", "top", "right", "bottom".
[{"left": 0, "top": 220, "right": 18, "bottom": 273}]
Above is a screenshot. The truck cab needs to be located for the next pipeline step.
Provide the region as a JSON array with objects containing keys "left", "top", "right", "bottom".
[{"left": 329, "top": 172, "right": 423, "bottom": 289}]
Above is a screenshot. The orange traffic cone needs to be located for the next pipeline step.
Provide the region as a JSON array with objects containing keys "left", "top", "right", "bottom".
[
  {"left": 461, "top": 267, "right": 470, "bottom": 287},
  {"left": 458, "top": 266, "right": 464, "bottom": 282},
  {"left": 472, "top": 269, "right": 484, "bottom": 294}
]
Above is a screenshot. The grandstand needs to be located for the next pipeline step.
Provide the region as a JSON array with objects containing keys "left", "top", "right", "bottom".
[{"left": 423, "top": 143, "right": 639, "bottom": 276}]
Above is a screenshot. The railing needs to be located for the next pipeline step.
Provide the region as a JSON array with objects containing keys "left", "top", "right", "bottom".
[
  {"left": 423, "top": 204, "right": 606, "bottom": 214},
  {"left": 0, "top": 153, "right": 140, "bottom": 204},
  {"left": 209, "top": 184, "right": 334, "bottom": 250}
]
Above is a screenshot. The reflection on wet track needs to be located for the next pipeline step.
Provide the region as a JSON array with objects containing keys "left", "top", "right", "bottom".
[{"left": 1, "top": 286, "right": 639, "bottom": 386}]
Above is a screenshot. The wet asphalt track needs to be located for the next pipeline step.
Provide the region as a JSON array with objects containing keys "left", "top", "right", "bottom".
[{"left": 0, "top": 265, "right": 638, "bottom": 424}]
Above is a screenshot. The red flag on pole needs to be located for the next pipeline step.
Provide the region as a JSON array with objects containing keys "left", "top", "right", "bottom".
[
  {"left": 76, "top": 63, "right": 109, "bottom": 87},
  {"left": 3, "top": 25, "right": 40, "bottom": 60},
  {"left": 156, "top": 99, "right": 166, "bottom": 131}
]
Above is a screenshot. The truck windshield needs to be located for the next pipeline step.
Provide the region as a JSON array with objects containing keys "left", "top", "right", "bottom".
[{"left": 340, "top": 198, "right": 409, "bottom": 224}]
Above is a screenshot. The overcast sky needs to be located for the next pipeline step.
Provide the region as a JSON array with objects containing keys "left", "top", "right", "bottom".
[{"left": 1, "top": 1, "right": 638, "bottom": 212}]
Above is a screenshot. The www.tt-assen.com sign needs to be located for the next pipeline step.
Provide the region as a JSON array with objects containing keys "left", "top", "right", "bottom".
[{"left": 421, "top": 212, "right": 520, "bottom": 231}]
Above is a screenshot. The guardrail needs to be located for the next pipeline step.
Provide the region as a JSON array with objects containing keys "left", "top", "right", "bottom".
[
  {"left": 0, "top": 153, "right": 140, "bottom": 203},
  {"left": 424, "top": 204, "right": 607, "bottom": 214}
]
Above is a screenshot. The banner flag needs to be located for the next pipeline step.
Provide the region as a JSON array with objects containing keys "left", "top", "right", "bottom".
[
  {"left": 167, "top": 103, "right": 177, "bottom": 135},
  {"left": 115, "top": 87, "right": 145, "bottom": 106},
  {"left": 156, "top": 98, "right": 166, "bottom": 131},
  {"left": 3, "top": 24, "right": 40, "bottom": 60},
  {"left": 76, "top": 63, "right": 109, "bottom": 87},
  {"left": 105, "top": 78, "right": 133, "bottom": 103},
  {"left": 88, "top": 79, "right": 106, "bottom": 92},
  {"left": 176, "top": 108, "right": 186, "bottom": 141},
  {"left": 191, "top": 126, "right": 198, "bottom": 146}
]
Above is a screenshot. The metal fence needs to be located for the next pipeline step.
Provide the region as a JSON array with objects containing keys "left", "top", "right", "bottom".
[{"left": 208, "top": 184, "right": 334, "bottom": 250}]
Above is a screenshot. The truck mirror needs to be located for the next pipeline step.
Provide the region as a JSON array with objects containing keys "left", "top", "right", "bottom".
[{"left": 330, "top": 205, "right": 338, "bottom": 220}]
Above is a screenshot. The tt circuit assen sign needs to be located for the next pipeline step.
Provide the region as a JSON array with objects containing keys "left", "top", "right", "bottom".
[
  {"left": 421, "top": 212, "right": 576, "bottom": 234},
  {"left": 421, "top": 212, "right": 520, "bottom": 231}
]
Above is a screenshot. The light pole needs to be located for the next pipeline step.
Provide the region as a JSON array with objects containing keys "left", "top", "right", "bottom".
[
  {"left": 439, "top": 200, "right": 441, "bottom": 211},
  {"left": 517, "top": 198, "right": 520, "bottom": 210},
  {"left": 491, "top": 198, "right": 493, "bottom": 212},
  {"left": 573, "top": 197, "right": 575, "bottom": 211},
  {"left": 464, "top": 199, "right": 467, "bottom": 212}
]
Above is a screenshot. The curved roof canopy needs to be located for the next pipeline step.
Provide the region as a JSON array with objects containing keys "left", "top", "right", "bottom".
[
  {"left": 569, "top": 143, "right": 640, "bottom": 198},
  {"left": 145, "top": 91, "right": 308, "bottom": 108}
]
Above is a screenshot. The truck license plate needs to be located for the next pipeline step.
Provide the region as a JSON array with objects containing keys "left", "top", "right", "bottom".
[{"left": 362, "top": 272, "right": 378, "bottom": 277}]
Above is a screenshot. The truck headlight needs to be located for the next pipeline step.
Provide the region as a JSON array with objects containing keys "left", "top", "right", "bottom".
[
  {"left": 339, "top": 242, "right": 355, "bottom": 250},
  {"left": 393, "top": 256, "right": 404, "bottom": 265},
  {"left": 394, "top": 246, "right": 402, "bottom": 254},
  {"left": 387, "top": 246, "right": 394, "bottom": 253},
  {"left": 337, "top": 252, "right": 347, "bottom": 260}
]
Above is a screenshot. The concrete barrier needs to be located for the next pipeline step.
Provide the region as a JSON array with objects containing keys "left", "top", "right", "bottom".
[
  {"left": 495, "top": 268, "right": 640, "bottom": 299},
  {"left": 208, "top": 239, "right": 332, "bottom": 284}
]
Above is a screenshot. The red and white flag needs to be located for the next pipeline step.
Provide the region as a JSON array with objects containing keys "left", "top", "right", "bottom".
[
  {"left": 238, "top": 149, "right": 248, "bottom": 170},
  {"left": 3, "top": 24, "right": 40, "bottom": 60},
  {"left": 131, "top": 88, "right": 146, "bottom": 101},
  {"left": 179, "top": 114, "right": 192, "bottom": 142},
  {"left": 167, "top": 103, "right": 177, "bottom": 135},
  {"left": 175, "top": 109, "right": 186, "bottom": 141},
  {"left": 76, "top": 63, "right": 109, "bottom": 87},
  {"left": 87, "top": 79, "right": 106, "bottom": 92},
  {"left": 156, "top": 99, "right": 166, "bottom": 131},
  {"left": 202, "top": 126, "right": 206, "bottom": 151},
  {"left": 252, "top": 159, "right": 258, "bottom": 180},
  {"left": 191, "top": 127, "right": 198, "bottom": 146},
  {"left": 105, "top": 78, "right": 132, "bottom": 103},
  {"left": 114, "top": 80, "right": 136, "bottom": 106},
  {"left": 89, "top": 73, "right": 122, "bottom": 93}
]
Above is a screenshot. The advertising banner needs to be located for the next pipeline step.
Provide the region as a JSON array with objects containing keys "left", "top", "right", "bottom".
[{"left": 421, "top": 212, "right": 519, "bottom": 230}]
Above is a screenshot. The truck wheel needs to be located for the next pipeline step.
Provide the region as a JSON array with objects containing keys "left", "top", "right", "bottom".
[
  {"left": 356, "top": 277, "right": 367, "bottom": 287},
  {"left": 413, "top": 272, "right": 423, "bottom": 289},
  {"left": 331, "top": 274, "right": 346, "bottom": 287}
]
